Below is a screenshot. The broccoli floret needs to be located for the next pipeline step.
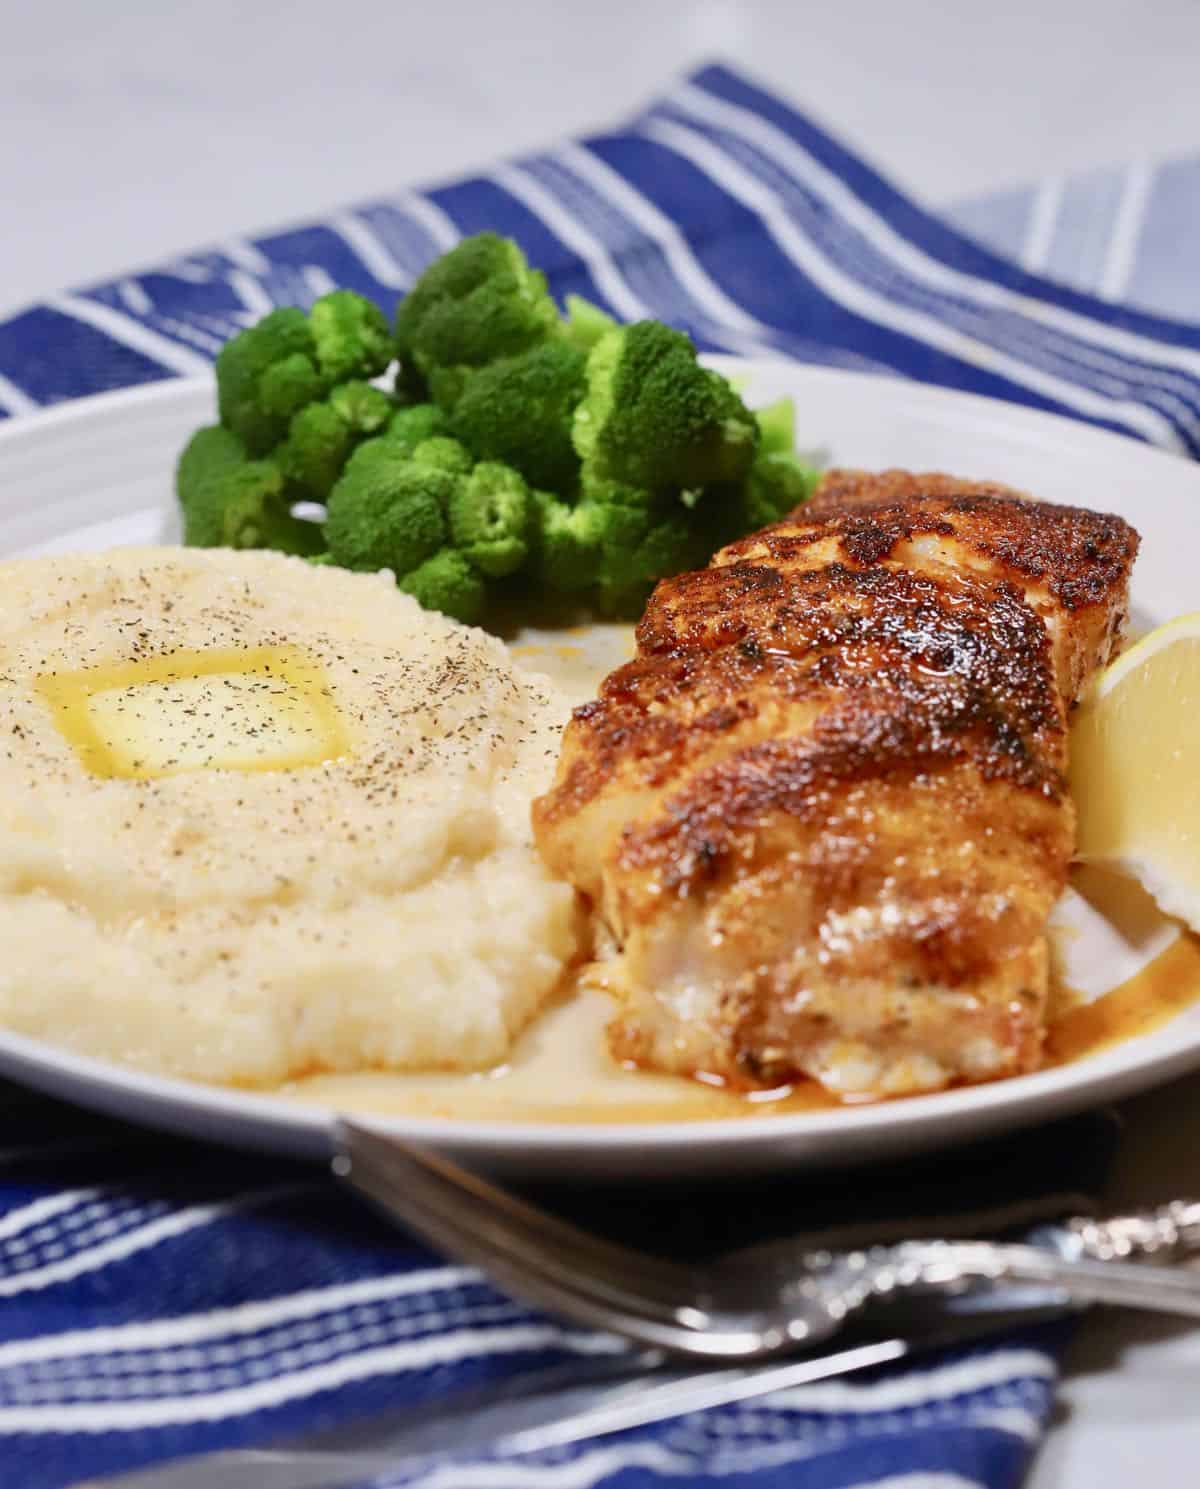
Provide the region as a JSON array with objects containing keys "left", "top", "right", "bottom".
[
  {"left": 215, "top": 292, "right": 394, "bottom": 455},
  {"left": 399, "top": 549, "right": 487, "bottom": 626},
  {"left": 215, "top": 309, "right": 322, "bottom": 455},
  {"left": 278, "top": 380, "right": 393, "bottom": 499},
  {"left": 195, "top": 243, "right": 815, "bottom": 626},
  {"left": 742, "top": 449, "right": 818, "bottom": 525},
  {"left": 573, "top": 322, "right": 758, "bottom": 492},
  {"left": 322, "top": 438, "right": 498, "bottom": 624},
  {"left": 278, "top": 407, "right": 352, "bottom": 503},
  {"left": 690, "top": 400, "right": 816, "bottom": 548},
  {"left": 563, "top": 293, "right": 616, "bottom": 352},
  {"left": 395, "top": 233, "right": 560, "bottom": 407},
  {"left": 411, "top": 436, "right": 474, "bottom": 478},
  {"left": 583, "top": 481, "right": 656, "bottom": 569},
  {"left": 385, "top": 402, "right": 449, "bottom": 454},
  {"left": 452, "top": 341, "right": 586, "bottom": 492},
  {"left": 626, "top": 506, "right": 711, "bottom": 582},
  {"left": 177, "top": 425, "right": 244, "bottom": 542},
  {"left": 529, "top": 478, "right": 711, "bottom": 611},
  {"left": 331, "top": 379, "right": 395, "bottom": 433},
  {"left": 324, "top": 440, "right": 450, "bottom": 576},
  {"left": 176, "top": 425, "right": 325, "bottom": 556},
  {"left": 308, "top": 290, "right": 393, "bottom": 384},
  {"left": 449, "top": 462, "right": 531, "bottom": 577},
  {"left": 529, "top": 491, "right": 605, "bottom": 593},
  {"left": 584, "top": 479, "right": 712, "bottom": 618}
]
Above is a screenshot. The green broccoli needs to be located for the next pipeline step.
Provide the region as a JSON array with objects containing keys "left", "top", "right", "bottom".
[
  {"left": 740, "top": 448, "right": 818, "bottom": 526},
  {"left": 527, "top": 478, "right": 707, "bottom": 615},
  {"left": 182, "top": 233, "right": 828, "bottom": 632},
  {"left": 755, "top": 396, "right": 796, "bottom": 456},
  {"left": 448, "top": 462, "right": 531, "bottom": 577},
  {"left": 584, "top": 479, "right": 713, "bottom": 618},
  {"left": 395, "top": 233, "right": 560, "bottom": 407},
  {"left": 529, "top": 491, "right": 605, "bottom": 593},
  {"left": 215, "top": 291, "right": 394, "bottom": 455},
  {"left": 384, "top": 402, "right": 449, "bottom": 454},
  {"left": 572, "top": 322, "right": 758, "bottom": 492},
  {"left": 399, "top": 549, "right": 487, "bottom": 626},
  {"left": 324, "top": 439, "right": 451, "bottom": 577},
  {"left": 410, "top": 436, "right": 475, "bottom": 478},
  {"left": 308, "top": 290, "right": 393, "bottom": 384},
  {"left": 215, "top": 308, "right": 321, "bottom": 455},
  {"left": 176, "top": 425, "right": 325, "bottom": 556},
  {"left": 451, "top": 340, "right": 586, "bottom": 492},
  {"left": 322, "top": 437, "right": 508, "bottom": 624},
  {"left": 563, "top": 293, "right": 616, "bottom": 352},
  {"left": 278, "top": 380, "right": 393, "bottom": 499}
]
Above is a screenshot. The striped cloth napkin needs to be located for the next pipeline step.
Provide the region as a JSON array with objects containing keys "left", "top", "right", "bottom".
[
  {"left": 0, "top": 1095, "right": 1110, "bottom": 1489},
  {"left": 0, "top": 60, "right": 1196, "bottom": 1489},
  {"left": 2, "top": 65, "right": 1200, "bottom": 445}
]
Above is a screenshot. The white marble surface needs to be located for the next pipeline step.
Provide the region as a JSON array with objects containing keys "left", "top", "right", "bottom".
[{"left": 7, "top": 2, "right": 1200, "bottom": 1483}]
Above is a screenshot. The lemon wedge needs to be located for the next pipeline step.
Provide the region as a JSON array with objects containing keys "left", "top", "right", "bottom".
[{"left": 1069, "top": 613, "right": 1200, "bottom": 932}]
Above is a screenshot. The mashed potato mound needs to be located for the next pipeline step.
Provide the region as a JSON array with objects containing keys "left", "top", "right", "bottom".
[{"left": 0, "top": 547, "right": 582, "bottom": 1085}]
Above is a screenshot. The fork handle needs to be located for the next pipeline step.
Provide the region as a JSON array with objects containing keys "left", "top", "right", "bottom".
[
  {"left": 1064, "top": 1201, "right": 1200, "bottom": 1263},
  {"left": 948, "top": 1241, "right": 1200, "bottom": 1320}
]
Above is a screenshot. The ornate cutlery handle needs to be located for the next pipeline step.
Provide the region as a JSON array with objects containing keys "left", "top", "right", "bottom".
[
  {"left": 884, "top": 1238, "right": 1200, "bottom": 1322},
  {"left": 1064, "top": 1201, "right": 1200, "bottom": 1262}
]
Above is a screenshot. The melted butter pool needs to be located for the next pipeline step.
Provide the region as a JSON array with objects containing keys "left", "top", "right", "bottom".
[{"left": 35, "top": 644, "right": 350, "bottom": 779}]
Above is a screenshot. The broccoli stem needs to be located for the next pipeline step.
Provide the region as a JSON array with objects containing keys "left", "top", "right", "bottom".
[{"left": 563, "top": 294, "right": 616, "bottom": 351}]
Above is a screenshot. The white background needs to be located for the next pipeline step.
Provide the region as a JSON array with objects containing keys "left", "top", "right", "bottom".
[{"left": 6, "top": 2, "right": 1200, "bottom": 1483}]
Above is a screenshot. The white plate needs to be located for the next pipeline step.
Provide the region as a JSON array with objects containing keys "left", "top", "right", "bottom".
[{"left": 0, "top": 363, "right": 1197, "bottom": 1177}]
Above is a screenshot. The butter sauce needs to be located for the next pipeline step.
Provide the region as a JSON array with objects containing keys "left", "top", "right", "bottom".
[
  {"left": 277, "top": 929, "right": 1200, "bottom": 1123},
  {"left": 1048, "top": 934, "right": 1200, "bottom": 1064}
]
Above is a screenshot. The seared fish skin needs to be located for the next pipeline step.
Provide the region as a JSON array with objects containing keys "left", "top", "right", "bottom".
[
  {"left": 788, "top": 470, "right": 1137, "bottom": 703},
  {"left": 533, "top": 472, "right": 1139, "bottom": 1099}
]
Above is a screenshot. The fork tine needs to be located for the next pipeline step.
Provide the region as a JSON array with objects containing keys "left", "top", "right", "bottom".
[
  {"left": 335, "top": 1122, "right": 696, "bottom": 1303},
  {"left": 375, "top": 1175, "right": 740, "bottom": 1357},
  {"left": 336, "top": 1125, "right": 746, "bottom": 1357}
]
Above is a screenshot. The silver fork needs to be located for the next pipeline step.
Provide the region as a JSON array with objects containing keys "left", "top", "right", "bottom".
[{"left": 334, "top": 1120, "right": 1200, "bottom": 1362}]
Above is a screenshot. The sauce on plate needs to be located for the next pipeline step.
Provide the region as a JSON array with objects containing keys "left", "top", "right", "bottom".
[
  {"left": 1047, "top": 932, "right": 1200, "bottom": 1065},
  {"left": 278, "top": 928, "right": 1200, "bottom": 1124}
]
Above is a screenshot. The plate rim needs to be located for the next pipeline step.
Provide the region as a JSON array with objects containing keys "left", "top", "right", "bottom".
[{"left": 2, "top": 362, "right": 1199, "bottom": 1167}]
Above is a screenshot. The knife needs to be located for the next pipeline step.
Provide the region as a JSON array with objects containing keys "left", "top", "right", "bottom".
[{"left": 79, "top": 1300, "right": 1067, "bottom": 1489}]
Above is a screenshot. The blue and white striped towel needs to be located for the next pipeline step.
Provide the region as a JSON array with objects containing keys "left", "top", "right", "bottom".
[
  {"left": 0, "top": 60, "right": 1196, "bottom": 1489},
  {"left": 3, "top": 65, "right": 1200, "bottom": 452},
  {"left": 0, "top": 1096, "right": 1110, "bottom": 1489}
]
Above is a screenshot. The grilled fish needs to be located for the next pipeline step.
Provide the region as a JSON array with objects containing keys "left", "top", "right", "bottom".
[{"left": 533, "top": 471, "right": 1139, "bottom": 1098}]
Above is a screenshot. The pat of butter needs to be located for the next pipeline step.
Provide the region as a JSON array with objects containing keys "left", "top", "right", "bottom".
[{"left": 35, "top": 645, "right": 350, "bottom": 779}]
